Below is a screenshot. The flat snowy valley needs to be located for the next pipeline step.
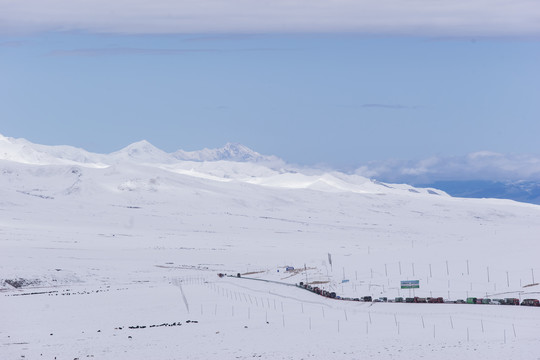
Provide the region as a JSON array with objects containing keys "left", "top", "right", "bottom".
[{"left": 1, "top": 134, "right": 540, "bottom": 359}]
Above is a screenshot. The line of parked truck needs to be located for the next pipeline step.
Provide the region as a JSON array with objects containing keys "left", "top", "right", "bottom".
[{"left": 296, "top": 282, "right": 540, "bottom": 307}]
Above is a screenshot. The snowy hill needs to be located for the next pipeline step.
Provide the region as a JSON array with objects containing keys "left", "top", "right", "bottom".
[
  {"left": 1, "top": 134, "right": 540, "bottom": 359},
  {"left": 0, "top": 133, "right": 107, "bottom": 167}
]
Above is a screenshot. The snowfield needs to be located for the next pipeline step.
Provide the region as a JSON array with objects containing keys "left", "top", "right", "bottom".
[{"left": 1, "top": 134, "right": 540, "bottom": 359}]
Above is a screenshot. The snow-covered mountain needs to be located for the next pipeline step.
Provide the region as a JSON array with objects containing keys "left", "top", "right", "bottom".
[
  {"left": 173, "top": 142, "right": 281, "bottom": 163},
  {"left": 109, "top": 140, "right": 175, "bottom": 164},
  {"left": 0, "top": 134, "right": 278, "bottom": 165},
  {"left": 0, "top": 133, "right": 440, "bottom": 196},
  {"left": 0, "top": 133, "right": 107, "bottom": 167}
]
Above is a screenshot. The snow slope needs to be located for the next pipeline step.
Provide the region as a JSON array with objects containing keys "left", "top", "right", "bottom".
[{"left": 1, "top": 134, "right": 540, "bottom": 359}]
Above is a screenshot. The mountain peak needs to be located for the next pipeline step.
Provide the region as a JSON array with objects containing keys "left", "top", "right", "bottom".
[
  {"left": 219, "top": 143, "right": 264, "bottom": 161},
  {"left": 110, "top": 140, "right": 172, "bottom": 163},
  {"left": 173, "top": 143, "right": 279, "bottom": 163},
  {"left": 120, "top": 140, "right": 157, "bottom": 153}
]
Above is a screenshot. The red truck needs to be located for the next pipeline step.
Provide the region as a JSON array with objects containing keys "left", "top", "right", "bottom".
[{"left": 521, "top": 299, "right": 540, "bottom": 306}]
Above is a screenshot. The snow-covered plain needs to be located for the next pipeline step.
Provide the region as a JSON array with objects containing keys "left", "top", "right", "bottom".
[{"left": 1, "top": 134, "right": 540, "bottom": 359}]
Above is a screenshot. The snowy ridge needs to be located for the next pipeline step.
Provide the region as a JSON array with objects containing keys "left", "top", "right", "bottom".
[
  {"left": 0, "top": 133, "right": 441, "bottom": 196},
  {"left": 0, "top": 133, "right": 108, "bottom": 168}
]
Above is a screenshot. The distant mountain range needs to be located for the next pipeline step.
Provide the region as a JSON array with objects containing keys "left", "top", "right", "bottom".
[
  {"left": 1, "top": 133, "right": 539, "bottom": 205},
  {"left": 0, "top": 133, "right": 442, "bottom": 197},
  {"left": 0, "top": 134, "right": 280, "bottom": 167}
]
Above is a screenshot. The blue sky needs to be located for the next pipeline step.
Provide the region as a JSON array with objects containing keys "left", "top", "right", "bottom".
[{"left": 1, "top": 1, "right": 539, "bottom": 172}]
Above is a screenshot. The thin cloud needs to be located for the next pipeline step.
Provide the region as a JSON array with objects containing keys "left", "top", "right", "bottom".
[
  {"left": 0, "top": 0, "right": 539, "bottom": 36},
  {"left": 205, "top": 105, "right": 230, "bottom": 110},
  {"left": 361, "top": 104, "right": 417, "bottom": 110},
  {"left": 0, "top": 41, "right": 24, "bottom": 47},
  {"left": 47, "top": 47, "right": 287, "bottom": 57},
  {"left": 183, "top": 34, "right": 257, "bottom": 42},
  {"left": 47, "top": 47, "right": 223, "bottom": 57}
]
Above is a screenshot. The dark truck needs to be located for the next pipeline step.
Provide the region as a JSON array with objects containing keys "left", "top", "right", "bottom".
[
  {"left": 503, "top": 298, "right": 520, "bottom": 305},
  {"left": 428, "top": 297, "right": 444, "bottom": 303},
  {"left": 521, "top": 299, "right": 540, "bottom": 306}
]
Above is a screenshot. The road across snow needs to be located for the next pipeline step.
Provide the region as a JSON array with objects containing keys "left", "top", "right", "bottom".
[{"left": 2, "top": 274, "right": 540, "bottom": 359}]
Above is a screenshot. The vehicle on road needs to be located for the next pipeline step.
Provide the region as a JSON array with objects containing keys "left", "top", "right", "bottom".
[
  {"left": 521, "top": 299, "right": 540, "bottom": 306},
  {"left": 504, "top": 298, "right": 520, "bottom": 305}
]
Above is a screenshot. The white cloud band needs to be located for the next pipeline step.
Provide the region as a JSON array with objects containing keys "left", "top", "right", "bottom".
[
  {"left": 355, "top": 152, "right": 540, "bottom": 183},
  {"left": 1, "top": 0, "right": 539, "bottom": 36}
]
